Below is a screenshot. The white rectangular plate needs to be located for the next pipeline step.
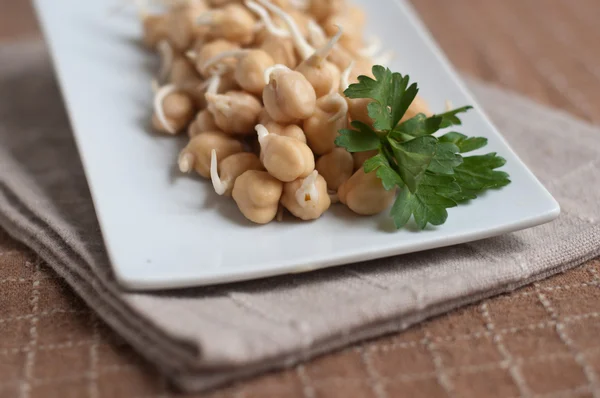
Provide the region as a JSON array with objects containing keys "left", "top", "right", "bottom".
[{"left": 34, "top": 0, "right": 560, "bottom": 290}]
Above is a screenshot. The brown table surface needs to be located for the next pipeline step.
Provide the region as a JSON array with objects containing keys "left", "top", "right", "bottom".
[{"left": 1, "top": 1, "right": 600, "bottom": 397}]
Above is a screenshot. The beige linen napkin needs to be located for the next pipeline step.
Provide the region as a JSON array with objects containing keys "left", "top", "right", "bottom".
[{"left": 1, "top": 41, "right": 599, "bottom": 392}]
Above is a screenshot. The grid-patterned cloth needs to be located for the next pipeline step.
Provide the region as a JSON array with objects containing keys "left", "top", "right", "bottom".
[{"left": 1, "top": 0, "right": 600, "bottom": 397}]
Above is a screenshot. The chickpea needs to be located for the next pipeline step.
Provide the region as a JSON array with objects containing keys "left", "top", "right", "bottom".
[
  {"left": 188, "top": 109, "right": 218, "bottom": 138},
  {"left": 202, "top": 49, "right": 275, "bottom": 95},
  {"left": 339, "top": 61, "right": 374, "bottom": 126},
  {"left": 264, "top": 121, "right": 307, "bottom": 143},
  {"left": 401, "top": 95, "right": 433, "bottom": 122},
  {"left": 338, "top": 169, "right": 396, "bottom": 216},
  {"left": 263, "top": 65, "right": 317, "bottom": 123},
  {"left": 178, "top": 131, "right": 244, "bottom": 178},
  {"left": 257, "top": 0, "right": 341, "bottom": 97},
  {"left": 210, "top": 150, "right": 263, "bottom": 196},
  {"left": 303, "top": 92, "right": 348, "bottom": 155},
  {"left": 352, "top": 150, "right": 378, "bottom": 171},
  {"left": 281, "top": 171, "right": 331, "bottom": 220},
  {"left": 295, "top": 27, "right": 343, "bottom": 98},
  {"left": 206, "top": 91, "right": 262, "bottom": 135},
  {"left": 169, "top": 55, "right": 201, "bottom": 86},
  {"left": 164, "top": 7, "right": 196, "bottom": 52},
  {"left": 256, "top": 124, "right": 314, "bottom": 182},
  {"left": 232, "top": 170, "right": 283, "bottom": 224},
  {"left": 316, "top": 148, "right": 353, "bottom": 191},
  {"left": 323, "top": 8, "right": 366, "bottom": 51},
  {"left": 152, "top": 84, "right": 196, "bottom": 134},
  {"left": 246, "top": 1, "right": 298, "bottom": 68},
  {"left": 141, "top": 14, "right": 168, "bottom": 49},
  {"left": 191, "top": 39, "right": 240, "bottom": 77},
  {"left": 307, "top": 0, "right": 344, "bottom": 22},
  {"left": 197, "top": 3, "right": 257, "bottom": 45}
]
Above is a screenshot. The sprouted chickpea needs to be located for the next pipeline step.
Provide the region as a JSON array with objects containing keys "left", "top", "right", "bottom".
[
  {"left": 281, "top": 171, "right": 331, "bottom": 220},
  {"left": 157, "top": 40, "right": 174, "bottom": 83},
  {"left": 210, "top": 150, "right": 263, "bottom": 196},
  {"left": 152, "top": 82, "right": 196, "bottom": 135},
  {"left": 263, "top": 64, "right": 317, "bottom": 122},
  {"left": 306, "top": 0, "right": 343, "bottom": 22},
  {"left": 256, "top": 124, "right": 314, "bottom": 182},
  {"left": 135, "top": 0, "right": 168, "bottom": 49},
  {"left": 316, "top": 148, "right": 353, "bottom": 191},
  {"left": 303, "top": 92, "right": 348, "bottom": 155},
  {"left": 264, "top": 121, "right": 307, "bottom": 143},
  {"left": 246, "top": 1, "right": 298, "bottom": 68},
  {"left": 189, "top": 39, "right": 241, "bottom": 78},
  {"left": 232, "top": 170, "right": 283, "bottom": 224},
  {"left": 323, "top": 6, "right": 366, "bottom": 51},
  {"left": 178, "top": 130, "right": 244, "bottom": 178},
  {"left": 196, "top": 3, "right": 257, "bottom": 45},
  {"left": 169, "top": 55, "right": 201, "bottom": 86},
  {"left": 188, "top": 109, "right": 219, "bottom": 138},
  {"left": 206, "top": 90, "right": 263, "bottom": 135},
  {"left": 257, "top": 0, "right": 342, "bottom": 97},
  {"left": 338, "top": 168, "right": 396, "bottom": 216},
  {"left": 202, "top": 49, "right": 275, "bottom": 95},
  {"left": 340, "top": 61, "right": 372, "bottom": 126},
  {"left": 352, "top": 150, "right": 378, "bottom": 171}
]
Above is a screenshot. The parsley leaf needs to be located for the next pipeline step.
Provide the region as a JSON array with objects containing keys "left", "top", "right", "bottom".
[
  {"left": 436, "top": 106, "right": 473, "bottom": 128},
  {"left": 345, "top": 66, "right": 418, "bottom": 131},
  {"left": 390, "top": 113, "right": 441, "bottom": 139},
  {"left": 337, "top": 65, "right": 511, "bottom": 230},
  {"left": 439, "top": 132, "right": 488, "bottom": 153},
  {"left": 363, "top": 153, "right": 404, "bottom": 191},
  {"left": 335, "top": 121, "right": 381, "bottom": 153},
  {"left": 387, "top": 136, "right": 437, "bottom": 193},
  {"left": 428, "top": 142, "right": 463, "bottom": 175},
  {"left": 443, "top": 153, "right": 511, "bottom": 203},
  {"left": 391, "top": 173, "right": 459, "bottom": 229}
]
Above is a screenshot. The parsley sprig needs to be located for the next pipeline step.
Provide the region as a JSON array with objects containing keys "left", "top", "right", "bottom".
[{"left": 335, "top": 65, "right": 511, "bottom": 230}]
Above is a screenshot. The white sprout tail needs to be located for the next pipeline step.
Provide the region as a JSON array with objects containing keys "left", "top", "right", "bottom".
[
  {"left": 307, "top": 19, "right": 326, "bottom": 47},
  {"left": 445, "top": 99, "right": 453, "bottom": 112},
  {"left": 295, "top": 170, "right": 319, "bottom": 208},
  {"left": 153, "top": 83, "right": 178, "bottom": 134},
  {"left": 178, "top": 151, "right": 195, "bottom": 173},
  {"left": 263, "top": 64, "right": 291, "bottom": 85},
  {"left": 323, "top": 93, "right": 349, "bottom": 122},
  {"left": 257, "top": 0, "right": 314, "bottom": 60},
  {"left": 312, "top": 25, "right": 343, "bottom": 63},
  {"left": 210, "top": 149, "right": 228, "bottom": 195},
  {"left": 157, "top": 40, "right": 174, "bottom": 83},
  {"left": 255, "top": 123, "right": 270, "bottom": 148},
  {"left": 340, "top": 60, "right": 355, "bottom": 91},
  {"left": 358, "top": 36, "right": 382, "bottom": 58},
  {"left": 201, "top": 49, "right": 250, "bottom": 75},
  {"left": 373, "top": 50, "right": 394, "bottom": 67},
  {"left": 245, "top": 1, "right": 290, "bottom": 38}
]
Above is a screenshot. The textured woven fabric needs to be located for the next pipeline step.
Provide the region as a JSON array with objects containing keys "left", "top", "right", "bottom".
[{"left": 1, "top": 39, "right": 599, "bottom": 394}]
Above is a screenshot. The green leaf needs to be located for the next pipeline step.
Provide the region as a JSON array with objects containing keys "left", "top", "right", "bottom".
[
  {"left": 344, "top": 65, "right": 391, "bottom": 102},
  {"left": 439, "top": 132, "right": 488, "bottom": 153},
  {"left": 436, "top": 106, "right": 473, "bottom": 128},
  {"left": 387, "top": 136, "right": 437, "bottom": 193},
  {"left": 335, "top": 121, "right": 381, "bottom": 153},
  {"left": 427, "top": 142, "right": 463, "bottom": 175},
  {"left": 363, "top": 153, "right": 404, "bottom": 191},
  {"left": 444, "top": 153, "right": 511, "bottom": 203},
  {"left": 344, "top": 66, "right": 418, "bottom": 131},
  {"left": 390, "top": 173, "right": 458, "bottom": 229},
  {"left": 390, "top": 113, "right": 441, "bottom": 139}
]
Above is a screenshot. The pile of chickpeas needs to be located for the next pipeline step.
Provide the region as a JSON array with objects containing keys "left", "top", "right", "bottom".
[{"left": 141, "top": 0, "right": 432, "bottom": 224}]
